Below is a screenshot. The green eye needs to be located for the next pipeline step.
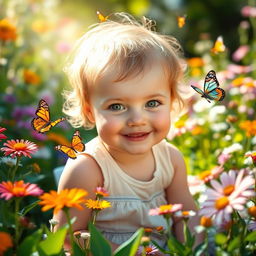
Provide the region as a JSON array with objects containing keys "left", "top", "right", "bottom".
[
  {"left": 146, "top": 100, "right": 160, "bottom": 108},
  {"left": 109, "top": 104, "right": 125, "bottom": 111}
]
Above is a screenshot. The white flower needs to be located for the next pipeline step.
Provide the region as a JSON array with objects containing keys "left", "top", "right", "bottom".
[{"left": 222, "top": 143, "right": 243, "bottom": 154}]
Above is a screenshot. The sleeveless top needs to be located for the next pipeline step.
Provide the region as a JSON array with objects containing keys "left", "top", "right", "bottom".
[{"left": 83, "top": 137, "right": 174, "bottom": 246}]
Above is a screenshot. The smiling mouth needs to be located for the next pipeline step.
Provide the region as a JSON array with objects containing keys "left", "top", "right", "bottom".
[{"left": 123, "top": 132, "right": 150, "bottom": 141}]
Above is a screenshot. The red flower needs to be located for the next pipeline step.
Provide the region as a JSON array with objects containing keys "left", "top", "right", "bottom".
[
  {"left": 1, "top": 139, "right": 38, "bottom": 158},
  {"left": 0, "top": 180, "right": 43, "bottom": 200},
  {"left": 0, "top": 127, "right": 7, "bottom": 141}
]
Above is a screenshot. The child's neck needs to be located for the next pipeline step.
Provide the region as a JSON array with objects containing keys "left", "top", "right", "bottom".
[{"left": 103, "top": 143, "right": 156, "bottom": 182}]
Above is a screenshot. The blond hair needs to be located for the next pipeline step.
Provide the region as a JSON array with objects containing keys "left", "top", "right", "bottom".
[{"left": 63, "top": 13, "right": 186, "bottom": 129}]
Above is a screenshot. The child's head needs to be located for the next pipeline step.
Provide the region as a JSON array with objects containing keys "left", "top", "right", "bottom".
[{"left": 63, "top": 13, "right": 186, "bottom": 129}]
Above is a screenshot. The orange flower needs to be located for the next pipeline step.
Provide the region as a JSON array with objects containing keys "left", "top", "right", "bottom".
[
  {"left": 23, "top": 69, "right": 41, "bottom": 85},
  {"left": 240, "top": 120, "right": 256, "bottom": 137},
  {"left": 39, "top": 188, "right": 88, "bottom": 215},
  {"left": 211, "top": 36, "right": 225, "bottom": 54},
  {"left": 248, "top": 206, "right": 256, "bottom": 218},
  {"left": 85, "top": 199, "right": 111, "bottom": 210},
  {"left": 0, "top": 180, "right": 43, "bottom": 200},
  {"left": 0, "top": 232, "right": 13, "bottom": 255},
  {"left": 200, "top": 216, "right": 212, "bottom": 227},
  {"left": 0, "top": 19, "right": 17, "bottom": 42},
  {"left": 187, "top": 57, "right": 204, "bottom": 68},
  {"left": 191, "top": 125, "right": 204, "bottom": 135},
  {"left": 47, "top": 132, "right": 70, "bottom": 146}
]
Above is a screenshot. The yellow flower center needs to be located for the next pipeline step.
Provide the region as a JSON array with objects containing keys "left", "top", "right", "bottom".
[
  {"left": 159, "top": 205, "right": 172, "bottom": 212},
  {"left": 13, "top": 142, "right": 27, "bottom": 151},
  {"left": 223, "top": 185, "right": 235, "bottom": 196},
  {"left": 199, "top": 170, "right": 211, "bottom": 180},
  {"left": 12, "top": 186, "right": 26, "bottom": 195},
  {"left": 215, "top": 197, "right": 229, "bottom": 210}
]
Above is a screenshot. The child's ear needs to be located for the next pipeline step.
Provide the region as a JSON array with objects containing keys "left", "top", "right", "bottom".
[{"left": 85, "top": 104, "right": 95, "bottom": 123}]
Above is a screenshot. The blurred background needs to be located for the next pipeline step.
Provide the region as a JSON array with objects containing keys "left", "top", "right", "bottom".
[{"left": 0, "top": 0, "right": 255, "bottom": 222}]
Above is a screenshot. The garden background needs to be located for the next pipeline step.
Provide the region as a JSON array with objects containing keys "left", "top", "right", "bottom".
[{"left": 0, "top": 0, "right": 256, "bottom": 255}]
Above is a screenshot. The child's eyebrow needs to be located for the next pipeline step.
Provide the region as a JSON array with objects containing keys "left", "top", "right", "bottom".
[{"left": 102, "top": 93, "right": 168, "bottom": 104}]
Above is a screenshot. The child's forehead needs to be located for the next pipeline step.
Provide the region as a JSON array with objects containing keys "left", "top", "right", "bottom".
[{"left": 91, "top": 62, "right": 170, "bottom": 98}]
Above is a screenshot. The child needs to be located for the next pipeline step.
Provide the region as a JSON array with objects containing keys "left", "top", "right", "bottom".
[{"left": 55, "top": 12, "right": 200, "bottom": 253}]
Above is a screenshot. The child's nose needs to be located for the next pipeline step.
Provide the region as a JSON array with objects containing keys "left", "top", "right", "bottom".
[{"left": 127, "top": 109, "right": 146, "bottom": 127}]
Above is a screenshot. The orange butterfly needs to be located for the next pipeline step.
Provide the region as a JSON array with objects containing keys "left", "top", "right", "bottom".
[
  {"left": 55, "top": 130, "right": 85, "bottom": 159},
  {"left": 96, "top": 11, "right": 108, "bottom": 22},
  {"left": 31, "top": 99, "right": 65, "bottom": 133}
]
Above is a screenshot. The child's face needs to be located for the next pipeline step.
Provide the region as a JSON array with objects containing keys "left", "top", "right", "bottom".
[{"left": 88, "top": 63, "right": 171, "bottom": 156}]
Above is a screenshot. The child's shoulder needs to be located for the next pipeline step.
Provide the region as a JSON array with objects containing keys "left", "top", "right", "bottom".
[
  {"left": 58, "top": 153, "right": 104, "bottom": 190},
  {"left": 163, "top": 140, "right": 185, "bottom": 168}
]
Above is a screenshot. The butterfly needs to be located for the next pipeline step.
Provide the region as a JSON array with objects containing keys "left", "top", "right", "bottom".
[
  {"left": 191, "top": 70, "right": 225, "bottom": 103},
  {"left": 96, "top": 11, "right": 108, "bottom": 22},
  {"left": 177, "top": 15, "right": 186, "bottom": 28},
  {"left": 31, "top": 99, "right": 65, "bottom": 133},
  {"left": 55, "top": 130, "right": 85, "bottom": 159}
]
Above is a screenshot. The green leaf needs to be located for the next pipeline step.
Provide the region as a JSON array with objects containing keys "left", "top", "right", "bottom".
[
  {"left": 20, "top": 200, "right": 40, "bottom": 216},
  {"left": 245, "top": 231, "right": 256, "bottom": 242},
  {"left": 215, "top": 233, "right": 228, "bottom": 245},
  {"left": 89, "top": 222, "right": 112, "bottom": 256},
  {"left": 37, "top": 227, "right": 67, "bottom": 255},
  {"left": 167, "top": 235, "right": 186, "bottom": 255},
  {"left": 72, "top": 241, "right": 85, "bottom": 256},
  {"left": 17, "top": 229, "right": 43, "bottom": 256},
  {"left": 227, "top": 237, "right": 240, "bottom": 252},
  {"left": 114, "top": 228, "right": 144, "bottom": 256},
  {"left": 194, "top": 242, "right": 207, "bottom": 256}
]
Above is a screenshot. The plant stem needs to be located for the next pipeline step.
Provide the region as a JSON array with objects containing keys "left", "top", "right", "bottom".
[
  {"left": 11, "top": 156, "right": 21, "bottom": 181},
  {"left": 63, "top": 208, "right": 74, "bottom": 253},
  {"left": 14, "top": 198, "right": 21, "bottom": 248}
]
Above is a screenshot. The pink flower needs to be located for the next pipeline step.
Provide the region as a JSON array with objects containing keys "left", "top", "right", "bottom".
[
  {"left": 199, "top": 170, "right": 255, "bottom": 225},
  {"left": 149, "top": 204, "right": 182, "bottom": 216},
  {"left": 0, "top": 180, "right": 43, "bottom": 200},
  {"left": 241, "top": 6, "right": 256, "bottom": 18},
  {"left": 232, "top": 45, "right": 249, "bottom": 62},
  {"left": 218, "top": 153, "right": 231, "bottom": 165},
  {"left": 1, "top": 139, "right": 38, "bottom": 158},
  {"left": 0, "top": 127, "right": 7, "bottom": 141},
  {"left": 95, "top": 187, "right": 109, "bottom": 197}
]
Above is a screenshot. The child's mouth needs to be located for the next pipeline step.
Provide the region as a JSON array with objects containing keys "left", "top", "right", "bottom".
[{"left": 123, "top": 132, "right": 150, "bottom": 141}]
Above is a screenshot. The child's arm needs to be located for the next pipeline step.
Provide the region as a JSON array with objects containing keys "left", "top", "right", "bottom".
[
  {"left": 165, "top": 144, "right": 204, "bottom": 247},
  {"left": 53, "top": 154, "right": 104, "bottom": 250}
]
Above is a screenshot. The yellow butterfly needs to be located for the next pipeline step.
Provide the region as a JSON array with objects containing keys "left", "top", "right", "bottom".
[
  {"left": 177, "top": 15, "right": 186, "bottom": 28},
  {"left": 96, "top": 11, "right": 108, "bottom": 22},
  {"left": 31, "top": 99, "right": 65, "bottom": 133},
  {"left": 55, "top": 130, "right": 85, "bottom": 159}
]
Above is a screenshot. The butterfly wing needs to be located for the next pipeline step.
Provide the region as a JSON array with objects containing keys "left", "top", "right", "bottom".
[
  {"left": 204, "top": 70, "right": 219, "bottom": 93},
  {"left": 31, "top": 99, "right": 65, "bottom": 133},
  {"left": 71, "top": 131, "right": 85, "bottom": 153},
  {"left": 207, "top": 88, "right": 225, "bottom": 101},
  {"left": 191, "top": 85, "right": 204, "bottom": 96},
  {"left": 31, "top": 99, "right": 50, "bottom": 133},
  {"left": 55, "top": 145, "right": 77, "bottom": 159}
]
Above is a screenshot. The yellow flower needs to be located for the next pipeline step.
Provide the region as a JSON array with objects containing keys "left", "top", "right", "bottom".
[
  {"left": 23, "top": 69, "right": 41, "bottom": 85},
  {"left": 85, "top": 199, "right": 111, "bottom": 210},
  {"left": 31, "top": 19, "right": 53, "bottom": 33},
  {"left": 0, "top": 19, "right": 17, "bottom": 42},
  {"left": 211, "top": 36, "right": 225, "bottom": 54},
  {"left": 39, "top": 188, "right": 88, "bottom": 215},
  {"left": 0, "top": 232, "right": 13, "bottom": 255}
]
